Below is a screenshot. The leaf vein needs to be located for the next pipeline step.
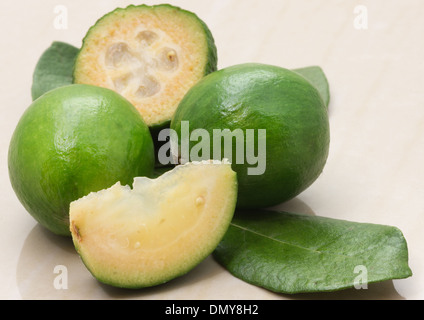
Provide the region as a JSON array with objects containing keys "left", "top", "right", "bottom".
[{"left": 230, "top": 222, "right": 358, "bottom": 258}]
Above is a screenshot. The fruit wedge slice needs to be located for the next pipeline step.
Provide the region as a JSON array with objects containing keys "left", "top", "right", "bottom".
[
  {"left": 73, "top": 4, "right": 217, "bottom": 128},
  {"left": 69, "top": 160, "right": 237, "bottom": 288}
]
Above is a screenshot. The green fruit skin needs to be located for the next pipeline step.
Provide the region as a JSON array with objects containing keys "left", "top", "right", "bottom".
[
  {"left": 8, "top": 84, "right": 155, "bottom": 236},
  {"left": 73, "top": 3, "right": 218, "bottom": 129},
  {"left": 171, "top": 63, "right": 330, "bottom": 208}
]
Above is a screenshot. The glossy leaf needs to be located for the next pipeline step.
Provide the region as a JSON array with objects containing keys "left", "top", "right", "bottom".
[
  {"left": 293, "top": 66, "right": 330, "bottom": 108},
  {"left": 214, "top": 210, "right": 412, "bottom": 294},
  {"left": 31, "top": 41, "right": 79, "bottom": 100}
]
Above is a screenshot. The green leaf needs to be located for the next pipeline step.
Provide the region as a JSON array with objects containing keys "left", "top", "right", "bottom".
[
  {"left": 213, "top": 210, "right": 412, "bottom": 294},
  {"left": 293, "top": 66, "right": 330, "bottom": 108},
  {"left": 31, "top": 41, "right": 79, "bottom": 100}
]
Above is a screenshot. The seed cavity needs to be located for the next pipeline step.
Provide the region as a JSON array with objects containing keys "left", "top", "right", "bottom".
[
  {"left": 135, "top": 75, "right": 161, "bottom": 98},
  {"left": 105, "top": 36, "right": 180, "bottom": 100},
  {"left": 137, "top": 30, "right": 159, "bottom": 47},
  {"left": 105, "top": 42, "right": 135, "bottom": 67},
  {"left": 113, "top": 73, "right": 133, "bottom": 93}
]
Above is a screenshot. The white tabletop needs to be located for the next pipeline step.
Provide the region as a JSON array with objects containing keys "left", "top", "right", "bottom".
[{"left": 1, "top": 0, "right": 423, "bottom": 300}]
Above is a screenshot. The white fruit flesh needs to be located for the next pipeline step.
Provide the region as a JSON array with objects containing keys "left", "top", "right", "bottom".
[
  {"left": 69, "top": 160, "right": 237, "bottom": 288},
  {"left": 102, "top": 31, "right": 178, "bottom": 100},
  {"left": 73, "top": 6, "right": 212, "bottom": 127}
]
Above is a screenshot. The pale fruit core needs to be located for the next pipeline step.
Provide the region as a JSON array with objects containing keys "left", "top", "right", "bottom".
[{"left": 104, "top": 30, "right": 179, "bottom": 100}]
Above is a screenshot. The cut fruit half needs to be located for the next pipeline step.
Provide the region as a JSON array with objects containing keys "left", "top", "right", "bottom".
[
  {"left": 69, "top": 160, "right": 237, "bottom": 289},
  {"left": 73, "top": 4, "right": 217, "bottom": 127}
]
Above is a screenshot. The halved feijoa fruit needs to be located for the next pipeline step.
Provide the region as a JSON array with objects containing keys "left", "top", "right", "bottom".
[
  {"left": 73, "top": 4, "right": 217, "bottom": 128},
  {"left": 69, "top": 160, "right": 237, "bottom": 288}
]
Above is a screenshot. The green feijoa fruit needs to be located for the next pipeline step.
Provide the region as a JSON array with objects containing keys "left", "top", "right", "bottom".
[
  {"left": 73, "top": 4, "right": 217, "bottom": 128},
  {"left": 170, "top": 63, "right": 330, "bottom": 208},
  {"left": 8, "top": 84, "right": 155, "bottom": 236}
]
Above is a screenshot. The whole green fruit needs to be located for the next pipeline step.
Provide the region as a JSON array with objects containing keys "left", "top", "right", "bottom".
[
  {"left": 8, "top": 84, "right": 155, "bottom": 235},
  {"left": 170, "top": 63, "right": 330, "bottom": 208}
]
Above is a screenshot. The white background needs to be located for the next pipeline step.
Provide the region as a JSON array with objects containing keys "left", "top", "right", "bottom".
[{"left": 1, "top": 0, "right": 423, "bottom": 299}]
